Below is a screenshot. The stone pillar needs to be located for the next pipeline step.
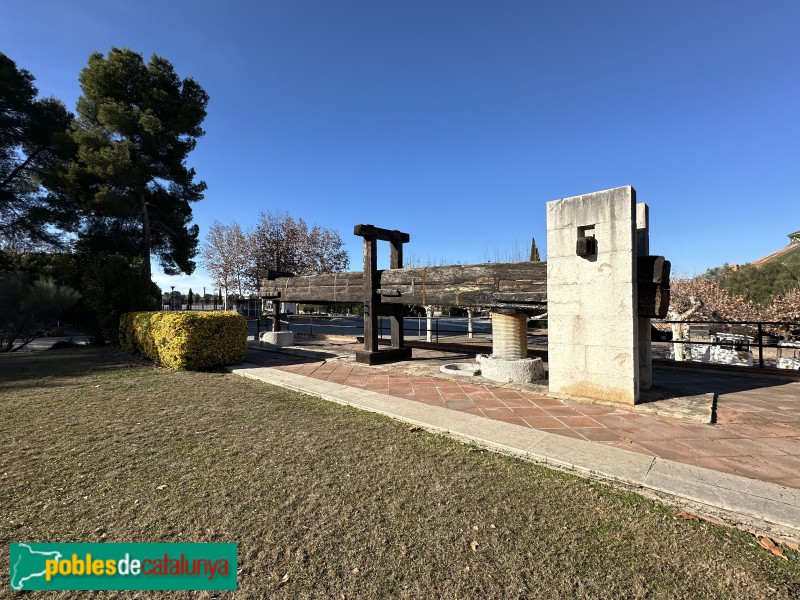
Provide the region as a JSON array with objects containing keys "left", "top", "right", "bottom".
[
  {"left": 477, "top": 311, "right": 543, "bottom": 383},
  {"left": 491, "top": 312, "right": 528, "bottom": 359},
  {"left": 546, "top": 186, "right": 642, "bottom": 405}
]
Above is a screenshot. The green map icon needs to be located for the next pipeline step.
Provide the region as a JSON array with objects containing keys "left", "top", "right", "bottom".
[{"left": 9, "top": 543, "right": 63, "bottom": 590}]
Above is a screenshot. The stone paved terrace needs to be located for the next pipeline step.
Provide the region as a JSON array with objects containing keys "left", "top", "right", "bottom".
[{"left": 243, "top": 339, "right": 800, "bottom": 491}]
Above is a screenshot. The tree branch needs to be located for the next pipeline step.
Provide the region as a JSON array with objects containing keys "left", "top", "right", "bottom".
[{"left": 0, "top": 146, "right": 47, "bottom": 191}]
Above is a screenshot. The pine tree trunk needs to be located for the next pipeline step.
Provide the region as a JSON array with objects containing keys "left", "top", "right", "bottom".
[{"left": 139, "top": 189, "right": 152, "bottom": 284}]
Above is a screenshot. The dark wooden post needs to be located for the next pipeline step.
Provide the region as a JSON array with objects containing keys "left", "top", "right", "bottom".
[
  {"left": 272, "top": 303, "right": 281, "bottom": 332},
  {"left": 260, "top": 270, "right": 296, "bottom": 333},
  {"left": 363, "top": 235, "right": 379, "bottom": 352},
  {"left": 390, "top": 238, "right": 404, "bottom": 349},
  {"left": 354, "top": 224, "right": 412, "bottom": 365}
]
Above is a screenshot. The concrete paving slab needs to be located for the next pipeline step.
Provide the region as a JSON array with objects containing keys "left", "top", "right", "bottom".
[
  {"left": 526, "top": 433, "right": 656, "bottom": 484},
  {"left": 231, "top": 361, "right": 800, "bottom": 538},
  {"left": 644, "top": 460, "right": 800, "bottom": 534}
]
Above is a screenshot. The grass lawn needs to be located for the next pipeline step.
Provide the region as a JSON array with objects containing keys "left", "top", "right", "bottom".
[{"left": 1, "top": 347, "right": 798, "bottom": 598}]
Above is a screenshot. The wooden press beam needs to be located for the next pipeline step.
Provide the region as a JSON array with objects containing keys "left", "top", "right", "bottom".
[
  {"left": 260, "top": 261, "right": 548, "bottom": 309},
  {"left": 379, "top": 262, "right": 547, "bottom": 308},
  {"left": 259, "top": 256, "right": 670, "bottom": 317}
]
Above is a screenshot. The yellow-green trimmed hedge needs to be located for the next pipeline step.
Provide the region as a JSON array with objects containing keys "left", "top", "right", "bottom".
[{"left": 119, "top": 311, "right": 248, "bottom": 370}]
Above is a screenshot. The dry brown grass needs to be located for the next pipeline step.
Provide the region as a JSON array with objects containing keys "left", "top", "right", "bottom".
[{"left": 1, "top": 347, "right": 798, "bottom": 599}]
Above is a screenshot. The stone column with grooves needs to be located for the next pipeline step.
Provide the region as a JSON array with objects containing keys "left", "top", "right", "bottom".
[{"left": 491, "top": 312, "right": 528, "bottom": 359}]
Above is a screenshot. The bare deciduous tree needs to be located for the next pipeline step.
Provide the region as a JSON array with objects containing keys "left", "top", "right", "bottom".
[
  {"left": 200, "top": 214, "right": 350, "bottom": 307},
  {"left": 307, "top": 225, "right": 349, "bottom": 274},
  {"left": 249, "top": 211, "right": 349, "bottom": 283},
  {"left": 667, "top": 275, "right": 800, "bottom": 358},
  {"left": 668, "top": 277, "right": 758, "bottom": 323},
  {"left": 199, "top": 221, "right": 250, "bottom": 305}
]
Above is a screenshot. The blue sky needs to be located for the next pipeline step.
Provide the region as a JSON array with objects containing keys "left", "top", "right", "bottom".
[{"left": 4, "top": 1, "right": 799, "bottom": 294}]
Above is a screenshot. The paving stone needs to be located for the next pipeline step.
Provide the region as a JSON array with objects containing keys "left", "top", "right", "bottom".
[
  {"left": 555, "top": 415, "right": 603, "bottom": 429},
  {"left": 542, "top": 406, "right": 584, "bottom": 418},
  {"left": 523, "top": 416, "right": 566, "bottom": 430},
  {"left": 636, "top": 439, "right": 704, "bottom": 460},
  {"left": 482, "top": 407, "right": 522, "bottom": 419},
  {"left": 508, "top": 407, "right": 549, "bottom": 419},
  {"left": 571, "top": 428, "right": 625, "bottom": 442},
  {"left": 445, "top": 399, "right": 475, "bottom": 410}
]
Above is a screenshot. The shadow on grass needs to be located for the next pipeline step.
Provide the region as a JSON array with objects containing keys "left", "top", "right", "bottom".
[{"left": 0, "top": 347, "right": 144, "bottom": 391}]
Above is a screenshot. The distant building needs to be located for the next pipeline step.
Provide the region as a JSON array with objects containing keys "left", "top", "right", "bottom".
[{"left": 751, "top": 231, "right": 800, "bottom": 266}]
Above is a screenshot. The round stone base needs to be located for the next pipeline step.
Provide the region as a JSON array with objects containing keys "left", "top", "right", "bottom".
[
  {"left": 439, "top": 363, "right": 482, "bottom": 376},
  {"left": 476, "top": 354, "right": 545, "bottom": 383},
  {"left": 259, "top": 331, "right": 295, "bottom": 348}
]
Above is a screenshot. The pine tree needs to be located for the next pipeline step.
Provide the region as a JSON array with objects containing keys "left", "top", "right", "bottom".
[
  {"left": 65, "top": 48, "right": 209, "bottom": 284},
  {"left": 0, "top": 52, "right": 74, "bottom": 249}
]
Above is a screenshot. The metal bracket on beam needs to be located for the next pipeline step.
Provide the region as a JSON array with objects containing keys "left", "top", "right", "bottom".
[{"left": 377, "top": 289, "right": 401, "bottom": 297}]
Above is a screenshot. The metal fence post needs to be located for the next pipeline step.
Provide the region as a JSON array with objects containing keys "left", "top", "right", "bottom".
[{"left": 758, "top": 322, "right": 764, "bottom": 368}]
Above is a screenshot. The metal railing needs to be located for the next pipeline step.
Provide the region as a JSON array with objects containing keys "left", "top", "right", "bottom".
[
  {"left": 162, "top": 302, "right": 224, "bottom": 311},
  {"left": 162, "top": 302, "right": 262, "bottom": 316},
  {"left": 656, "top": 319, "right": 800, "bottom": 369},
  {"left": 253, "top": 314, "right": 498, "bottom": 343},
  {"left": 250, "top": 314, "right": 551, "bottom": 349}
]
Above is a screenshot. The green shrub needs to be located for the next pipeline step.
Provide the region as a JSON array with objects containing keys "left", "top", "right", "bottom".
[{"left": 119, "top": 311, "right": 248, "bottom": 370}]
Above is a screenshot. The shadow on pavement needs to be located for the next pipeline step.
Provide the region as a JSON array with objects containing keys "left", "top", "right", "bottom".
[
  {"left": 653, "top": 366, "right": 798, "bottom": 396},
  {"left": 244, "top": 347, "right": 339, "bottom": 367}
]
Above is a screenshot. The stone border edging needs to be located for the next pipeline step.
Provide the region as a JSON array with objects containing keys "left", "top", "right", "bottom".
[{"left": 230, "top": 362, "right": 800, "bottom": 539}]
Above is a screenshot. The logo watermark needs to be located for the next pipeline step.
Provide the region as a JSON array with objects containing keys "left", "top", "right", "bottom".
[{"left": 9, "top": 543, "right": 237, "bottom": 591}]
